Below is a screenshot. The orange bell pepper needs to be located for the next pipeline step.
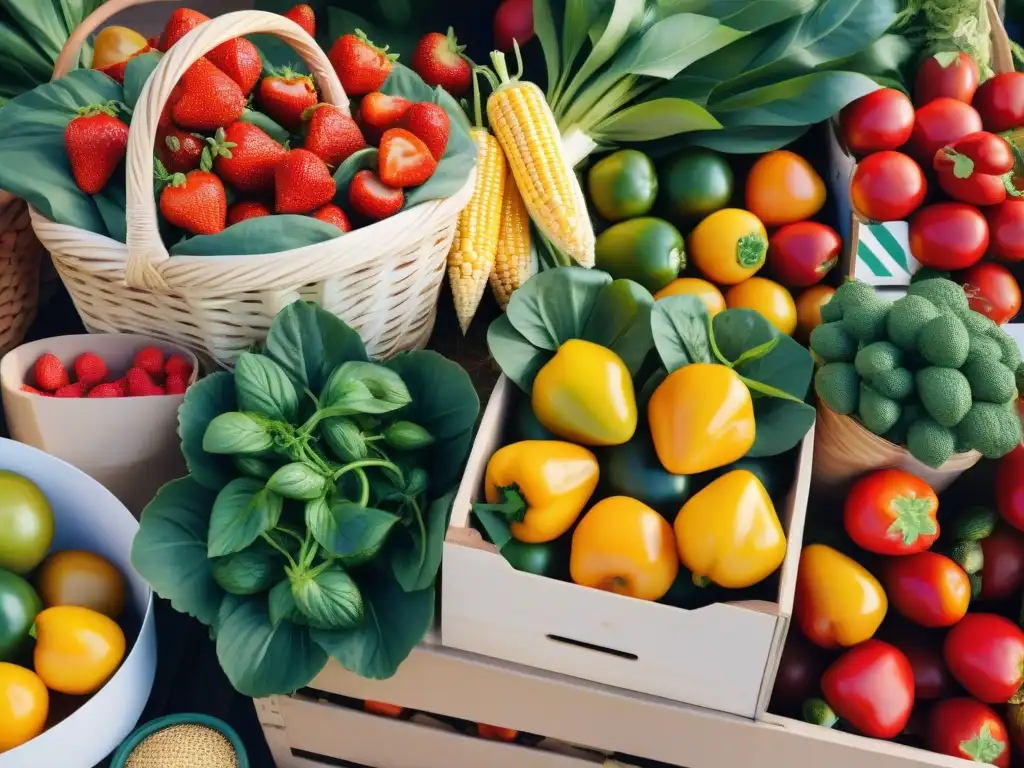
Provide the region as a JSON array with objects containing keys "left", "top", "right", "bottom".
[
  {"left": 33, "top": 605, "right": 126, "bottom": 695},
  {"left": 0, "top": 663, "right": 47, "bottom": 753}
]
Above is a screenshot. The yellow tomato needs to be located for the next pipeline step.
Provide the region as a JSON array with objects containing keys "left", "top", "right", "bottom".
[
  {"left": 725, "top": 277, "right": 798, "bottom": 336},
  {"left": 653, "top": 277, "right": 726, "bottom": 316},
  {"left": 91, "top": 26, "right": 149, "bottom": 70},
  {"left": 0, "top": 663, "right": 48, "bottom": 753},
  {"left": 796, "top": 285, "right": 837, "bottom": 340},
  {"left": 35, "top": 550, "right": 126, "bottom": 619},
  {"left": 745, "top": 150, "right": 826, "bottom": 227},
  {"left": 688, "top": 209, "right": 768, "bottom": 285},
  {"left": 33, "top": 606, "right": 126, "bottom": 695}
]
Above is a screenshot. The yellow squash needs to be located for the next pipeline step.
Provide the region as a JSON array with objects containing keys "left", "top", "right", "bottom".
[
  {"left": 675, "top": 470, "right": 786, "bottom": 588},
  {"left": 478, "top": 440, "right": 599, "bottom": 543},
  {"left": 33, "top": 605, "right": 126, "bottom": 695}
]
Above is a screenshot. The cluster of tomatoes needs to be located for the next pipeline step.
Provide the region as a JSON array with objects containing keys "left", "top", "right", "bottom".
[
  {"left": 839, "top": 52, "right": 1024, "bottom": 325},
  {"left": 772, "top": 456, "right": 1024, "bottom": 764}
]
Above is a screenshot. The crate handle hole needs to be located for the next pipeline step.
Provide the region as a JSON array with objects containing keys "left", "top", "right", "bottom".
[{"left": 545, "top": 634, "right": 638, "bottom": 660}]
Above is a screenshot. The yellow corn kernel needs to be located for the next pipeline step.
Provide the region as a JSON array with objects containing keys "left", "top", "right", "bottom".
[
  {"left": 448, "top": 127, "right": 507, "bottom": 334},
  {"left": 490, "top": 171, "right": 534, "bottom": 310},
  {"left": 487, "top": 80, "right": 595, "bottom": 268}
]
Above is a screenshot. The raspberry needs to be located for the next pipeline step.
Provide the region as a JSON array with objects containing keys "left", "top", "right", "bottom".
[
  {"left": 54, "top": 382, "right": 88, "bottom": 398},
  {"left": 73, "top": 352, "right": 108, "bottom": 387},
  {"left": 126, "top": 367, "right": 165, "bottom": 396},
  {"left": 133, "top": 346, "right": 165, "bottom": 379},
  {"left": 87, "top": 382, "right": 125, "bottom": 398},
  {"left": 165, "top": 374, "right": 188, "bottom": 395},
  {"left": 164, "top": 354, "right": 193, "bottom": 380},
  {"left": 33, "top": 353, "right": 69, "bottom": 391}
]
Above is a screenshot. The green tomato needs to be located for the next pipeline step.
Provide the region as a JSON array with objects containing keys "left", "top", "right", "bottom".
[
  {"left": 658, "top": 149, "right": 734, "bottom": 225},
  {"left": 0, "top": 569, "right": 42, "bottom": 661},
  {"left": 587, "top": 149, "right": 659, "bottom": 223},
  {"left": 594, "top": 218, "right": 684, "bottom": 295},
  {"left": 502, "top": 538, "right": 570, "bottom": 580},
  {"left": 0, "top": 471, "right": 54, "bottom": 575},
  {"left": 600, "top": 434, "right": 692, "bottom": 517}
]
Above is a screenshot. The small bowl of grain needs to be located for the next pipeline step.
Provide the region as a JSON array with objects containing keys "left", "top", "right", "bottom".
[{"left": 109, "top": 714, "right": 249, "bottom": 768}]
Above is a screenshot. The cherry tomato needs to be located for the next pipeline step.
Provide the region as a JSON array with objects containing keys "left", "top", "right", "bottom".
[
  {"left": 972, "top": 72, "right": 1024, "bottom": 133},
  {"left": 933, "top": 146, "right": 1008, "bottom": 207},
  {"left": 987, "top": 199, "right": 1024, "bottom": 262},
  {"left": 821, "top": 639, "right": 914, "bottom": 739},
  {"left": 944, "top": 612, "right": 1024, "bottom": 703},
  {"left": 493, "top": 0, "right": 534, "bottom": 52},
  {"left": 914, "top": 51, "right": 981, "bottom": 106},
  {"left": 843, "top": 468, "right": 939, "bottom": 555},
  {"left": 724, "top": 277, "right": 797, "bottom": 336},
  {"left": 907, "top": 97, "right": 983, "bottom": 166},
  {"left": 745, "top": 150, "right": 826, "bottom": 227},
  {"left": 91, "top": 26, "right": 150, "bottom": 85},
  {"left": 960, "top": 262, "right": 1021, "bottom": 325},
  {"left": 927, "top": 698, "right": 1010, "bottom": 766},
  {"left": 909, "top": 202, "right": 989, "bottom": 270},
  {"left": 770, "top": 632, "right": 829, "bottom": 711},
  {"left": 997, "top": 445, "right": 1024, "bottom": 533},
  {"left": 767, "top": 222, "right": 841, "bottom": 288},
  {"left": 881, "top": 551, "right": 970, "bottom": 628},
  {"left": 839, "top": 88, "right": 915, "bottom": 156},
  {"left": 888, "top": 638, "right": 952, "bottom": 700},
  {"left": 978, "top": 525, "right": 1024, "bottom": 601},
  {"left": 364, "top": 700, "right": 404, "bottom": 717},
  {"left": 850, "top": 151, "right": 927, "bottom": 222},
  {"left": 477, "top": 724, "right": 518, "bottom": 741},
  {"left": 795, "top": 285, "right": 836, "bottom": 341},
  {"left": 939, "top": 131, "right": 1015, "bottom": 175}
]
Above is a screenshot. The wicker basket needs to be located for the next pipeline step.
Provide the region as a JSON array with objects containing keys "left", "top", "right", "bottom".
[
  {"left": 0, "top": 190, "right": 42, "bottom": 355},
  {"left": 32, "top": 1, "right": 475, "bottom": 368}
]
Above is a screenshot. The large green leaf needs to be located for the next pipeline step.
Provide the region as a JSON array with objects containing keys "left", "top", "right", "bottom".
[
  {"left": 486, "top": 315, "right": 553, "bottom": 394},
  {"left": 123, "top": 51, "right": 162, "bottom": 110},
  {"left": 593, "top": 98, "right": 721, "bottom": 141},
  {"left": 616, "top": 14, "right": 744, "bottom": 79},
  {"left": 0, "top": 0, "right": 71, "bottom": 61},
  {"left": 179, "top": 371, "right": 239, "bottom": 492},
  {"left": 645, "top": 0, "right": 815, "bottom": 33},
  {"left": 507, "top": 267, "right": 612, "bottom": 350},
  {"left": 387, "top": 489, "right": 454, "bottom": 592},
  {"left": 712, "top": 308, "right": 814, "bottom": 400},
  {"left": 306, "top": 497, "right": 400, "bottom": 562},
  {"left": 208, "top": 478, "right": 284, "bottom": 558},
  {"left": 748, "top": 397, "right": 817, "bottom": 457},
  {"left": 0, "top": 18, "right": 55, "bottom": 87},
  {"left": 264, "top": 301, "right": 369, "bottom": 393},
  {"left": 652, "top": 294, "right": 713, "bottom": 371},
  {"left": 534, "top": 0, "right": 562, "bottom": 97},
  {"left": 675, "top": 124, "right": 811, "bottom": 154},
  {"left": 171, "top": 216, "right": 345, "bottom": 257},
  {"left": 711, "top": 70, "right": 880, "bottom": 127},
  {"left": 582, "top": 279, "right": 654, "bottom": 375}
]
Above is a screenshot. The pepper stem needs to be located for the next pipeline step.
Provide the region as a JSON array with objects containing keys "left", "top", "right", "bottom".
[
  {"left": 472, "top": 484, "right": 529, "bottom": 524},
  {"left": 692, "top": 573, "right": 712, "bottom": 588},
  {"left": 735, "top": 233, "right": 767, "bottom": 269}
]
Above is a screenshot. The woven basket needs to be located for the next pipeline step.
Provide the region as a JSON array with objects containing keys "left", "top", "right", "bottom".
[
  {"left": 33, "top": 1, "right": 475, "bottom": 368},
  {"left": 0, "top": 190, "right": 42, "bottom": 355}
]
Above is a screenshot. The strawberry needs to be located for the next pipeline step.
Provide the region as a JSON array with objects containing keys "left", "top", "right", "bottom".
[
  {"left": 378, "top": 128, "right": 437, "bottom": 188},
  {"left": 311, "top": 204, "right": 351, "bottom": 233},
  {"left": 160, "top": 8, "right": 210, "bottom": 50},
  {"left": 410, "top": 28, "right": 472, "bottom": 96},
  {"left": 65, "top": 102, "right": 129, "bottom": 195},
  {"left": 258, "top": 69, "right": 318, "bottom": 132},
  {"left": 157, "top": 82, "right": 185, "bottom": 132},
  {"left": 73, "top": 352, "right": 108, "bottom": 387},
  {"left": 206, "top": 123, "right": 286, "bottom": 194},
  {"left": 275, "top": 149, "right": 336, "bottom": 214},
  {"left": 165, "top": 354, "right": 194, "bottom": 380},
  {"left": 55, "top": 382, "right": 88, "bottom": 398},
  {"left": 126, "top": 367, "right": 165, "bottom": 396},
  {"left": 303, "top": 104, "right": 366, "bottom": 167},
  {"left": 133, "top": 346, "right": 165, "bottom": 378},
  {"left": 328, "top": 30, "right": 398, "bottom": 97},
  {"left": 158, "top": 128, "right": 205, "bottom": 174},
  {"left": 20, "top": 385, "right": 47, "bottom": 396},
  {"left": 283, "top": 4, "right": 316, "bottom": 37},
  {"left": 147, "top": 35, "right": 162, "bottom": 52},
  {"left": 228, "top": 201, "right": 273, "bottom": 226},
  {"left": 159, "top": 170, "right": 227, "bottom": 236},
  {"left": 358, "top": 92, "right": 412, "bottom": 144},
  {"left": 165, "top": 374, "right": 189, "bottom": 395},
  {"left": 208, "top": 38, "right": 262, "bottom": 96},
  {"left": 349, "top": 170, "right": 403, "bottom": 221},
  {"left": 401, "top": 102, "right": 450, "bottom": 160},
  {"left": 88, "top": 381, "right": 125, "bottom": 398},
  {"left": 171, "top": 57, "right": 246, "bottom": 132},
  {"left": 33, "top": 353, "right": 69, "bottom": 392}
]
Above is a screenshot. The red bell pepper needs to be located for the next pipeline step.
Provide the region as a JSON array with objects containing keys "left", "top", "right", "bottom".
[
  {"left": 820, "top": 639, "right": 914, "bottom": 739},
  {"left": 944, "top": 613, "right": 1024, "bottom": 703},
  {"left": 933, "top": 131, "right": 1018, "bottom": 207},
  {"left": 926, "top": 698, "right": 1010, "bottom": 766}
]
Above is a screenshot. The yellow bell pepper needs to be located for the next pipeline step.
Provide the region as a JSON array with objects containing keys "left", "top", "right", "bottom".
[
  {"left": 0, "top": 663, "right": 47, "bottom": 753},
  {"left": 570, "top": 496, "right": 678, "bottom": 601},
  {"left": 477, "top": 440, "right": 599, "bottom": 543},
  {"left": 33, "top": 605, "right": 126, "bottom": 695},
  {"left": 674, "top": 470, "right": 786, "bottom": 589},
  {"left": 532, "top": 339, "right": 637, "bottom": 446},
  {"left": 647, "top": 363, "right": 755, "bottom": 475}
]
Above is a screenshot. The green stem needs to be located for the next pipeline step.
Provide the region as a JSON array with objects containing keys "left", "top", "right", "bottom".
[
  {"left": 300, "top": 529, "right": 319, "bottom": 571},
  {"left": 471, "top": 484, "right": 529, "bottom": 524},
  {"left": 333, "top": 458, "right": 401, "bottom": 484},
  {"left": 739, "top": 374, "right": 805, "bottom": 404},
  {"left": 730, "top": 337, "right": 780, "bottom": 369},
  {"left": 471, "top": 66, "right": 484, "bottom": 129},
  {"left": 303, "top": 387, "right": 319, "bottom": 409},
  {"left": 355, "top": 467, "right": 371, "bottom": 507},
  {"left": 307, "top": 556, "right": 336, "bottom": 579},
  {"left": 364, "top": 434, "right": 385, "bottom": 443},
  {"left": 301, "top": 442, "right": 332, "bottom": 475},
  {"left": 410, "top": 498, "right": 427, "bottom": 567},
  {"left": 706, "top": 315, "right": 731, "bottom": 368},
  {"left": 261, "top": 532, "right": 298, "bottom": 571},
  {"left": 273, "top": 526, "right": 305, "bottom": 546}
]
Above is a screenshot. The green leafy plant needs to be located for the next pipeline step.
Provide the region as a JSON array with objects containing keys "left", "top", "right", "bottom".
[{"left": 131, "top": 301, "right": 479, "bottom": 696}]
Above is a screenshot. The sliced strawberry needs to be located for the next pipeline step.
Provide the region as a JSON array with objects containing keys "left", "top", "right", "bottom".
[
  {"left": 378, "top": 128, "right": 437, "bottom": 188},
  {"left": 401, "top": 102, "right": 450, "bottom": 160},
  {"left": 349, "top": 170, "right": 404, "bottom": 221},
  {"left": 358, "top": 92, "right": 412, "bottom": 143},
  {"left": 73, "top": 352, "right": 108, "bottom": 387}
]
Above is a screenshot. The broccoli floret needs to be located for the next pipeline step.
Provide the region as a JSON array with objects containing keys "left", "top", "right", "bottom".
[
  {"left": 886, "top": 295, "right": 941, "bottom": 351},
  {"left": 966, "top": 334, "right": 1003, "bottom": 365},
  {"left": 855, "top": 341, "right": 902, "bottom": 379},
  {"left": 872, "top": 367, "right": 915, "bottom": 401},
  {"left": 957, "top": 403, "right": 1023, "bottom": 459},
  {"left": 815, "top": 362, "right": 860, "bottom": 415},
  {"left": 907, "top": 278, "right": 971, "bottom": 318},
  {"left": 809, "top": 322, "right": 858, "bottom": 363},
  {"left": 962, "top": 358, "right": 1018, "bottom": 404},
  {"left": 910, "top": 268, "right": 953, "bottom": 284},
  {"left": 954, "top": 424, "right": 974, "bottom": 454},
  {"left": 963, "top": 310, "right": 997, "bottom": 336},
  {"left": 859, "top": 384, "right": 902, "bottom": 435},
  {"left": 917, "top": 367, "right": 972, "bottom": 427},
  {"left": 1017, "top": 362, "right": 1024, "bottom": 393},
  {"left": 917, "top": 314, "right": 970, "bottom": 368},
  {"left": 820, "top": 296, "right": 844, "bottom": 323},
  {"left": 988, "top": 326, "right": 1023, "bottom": 371},
  {"left": 843, "top": 301, "right": 891, "bottom": 343},
  {"left": 832, "top": 280, "right": 878, "bottom": 313},
  {"left": 906, "top": 417, "right": 956, "bottom": 469}
]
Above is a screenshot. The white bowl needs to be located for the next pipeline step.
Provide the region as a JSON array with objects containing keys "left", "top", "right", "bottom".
[{"left": 0, "top": 438, "right": 156, "bottom": 768}]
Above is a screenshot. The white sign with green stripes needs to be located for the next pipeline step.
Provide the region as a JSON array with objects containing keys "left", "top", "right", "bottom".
[{"left": 854, "top": 221, "right": 920, "bottom": 286}]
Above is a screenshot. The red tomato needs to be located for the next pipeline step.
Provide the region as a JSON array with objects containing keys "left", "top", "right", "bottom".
[
  {"left": 889, "top": 639, "right": 953, "bottom": 700},
  {"left": 914, "top": 51, "right": 981, "bottom": 106},
  {"left": 979, "top": 525, "right": 1024, "bottom": 601},
  {"left": 850, "top": 151, "right": 927, "bottom": 222},
  {"left": 960, "top": 262, "right": 1021, "bottom": 325},
  {"left": 820, "top": 640, "right": 914, "bottom": 739},
  {"left": 770, "top": 632, "right": 829, "bottom": 711},
  {"left": 908, "top": 97, "right": 983, "bottom": 166},
  {"left": 881, "top": 552, "right": 971, "bottom": 628},
  {"left": 941, "top": 131, "right": 1016, "bottom": 175},
  {"left": 944, "top": 613, "right": 1024, "bottom": 703},
  {"left": 766, "top": 222, "right": 841, "bottom": 288},
  {"left": 843, "top": 468, "right": 939, "bottom": 555},
  {"left": 493, "top": 0, "right": 534, "bottom": 52},
  {"left": 927, "top": 698, "right": 1010, "bottom": 766},
  {"left": 973, "top": 72, "right": 1024, "bottom": 133},
  {"left": 987, "top": 200, "right": 1024, "bottom": 262},
  {"left": 909, "top": 202, "right": 989, "bottom": 270},
  {"left": 839, "top": 88, "right": 915, "bottom": 156},
  {"left": 997, "top": 445, "right": 1024, "bottom": 532}
]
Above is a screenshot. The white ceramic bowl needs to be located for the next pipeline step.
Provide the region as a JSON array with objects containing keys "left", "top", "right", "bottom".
[{"left": 0, "top": 438, "right": 157, "bottom": 768}]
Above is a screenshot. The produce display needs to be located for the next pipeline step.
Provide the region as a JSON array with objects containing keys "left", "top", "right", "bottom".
[{"left": 19, "top": 346, "right": 193, "bottom": 398}]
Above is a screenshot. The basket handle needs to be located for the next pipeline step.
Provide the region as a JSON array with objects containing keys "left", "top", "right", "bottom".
[{"left": 123, "top": 10, "right": 349, "bottom": 291}]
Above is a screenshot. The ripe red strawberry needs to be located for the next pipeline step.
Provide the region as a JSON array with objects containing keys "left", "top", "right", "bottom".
[
  {"left": 227, "top": 201, "right": 273, "bottom": 226},
  {"left": 401, "top": 102, "right": 450, "bottom": 160},
  {"left": 88, "top": 381, "right": 125, "bottom": 398},
  {"left": 133, "top": 347, "right": 165, "bottom": 378},
  {"left": 127, "top": 367, "right": 165, "bottom": 396},
  {"left": 207, "top": 123, "right": 286, "bottom": 194},
  {"left": 410, "top": 28, "right": 472, "bottom": 96},
  {"left": 275, "top": 149, "right": 336, "bottom": 214},
  {"left": 303, "top": 104, "right": 366, "bottom": 167},
  {"left": 208, "top": 38, "right": 262, "bottom": 96},
  {"left": 171, "top": 57, "right": 246, "bottom": 132},
  {"left": 20, "top": 385, "right": 47, "bottom": 396},
  {"left": 328, "top": 30, "right": 397, "bottom": 96},
  {"left": 283, "top": 4, "right": 316, "bottom": 37},
  {"left": 165, "top": 354, "right": 194, "bottom": 381},
  {"left": 157, "top": 82, "right": 185, "bottom": 132},
  {"left": 349, "top": 170, "right": 403, "bottom": 221},
  {"left": 65, "top": 103, "right": 129, "bottom": 195},
  {"left": 358, "top": 92, "right": 412, "bottom": 143},
  {"left": 160, "top": 170, "right": 227, "bottom": 236},
  {"left": 165, "top": 374, "right": 189, "bottom": 395},
  {"left": 158, "top": 128, "right": 205, "bottom": 174},
  {"left": 160, "top": 8, "right": 210, "bottom": 50},
  {"left": 311, "top": 204, "right": 351, "bottom": 233},
  {"left": 33, "top": 353, "right": 69, "bottom": 392},
  {"left": 379, "top": 128, "right": 437, "bottom": 188},
  {"left": 147, "top": 35, "right": 162, "bottom": 52},
  {"left": 55, "top": 382, "right": 88, "bottom": 398},
  {"left": 258, "top": 69, "right": 318, "bottom": 131},
  {"left": 73, "top": 352, "right": 108, "bottom": 387}
]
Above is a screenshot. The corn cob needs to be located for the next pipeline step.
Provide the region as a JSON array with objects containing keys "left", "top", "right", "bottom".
[
  {"left": 490, "top": 171, "right": 534, "bottom": 309},
  {"left": 486, "top": 47, "right": 595, "bottom": 268},
  {"left": 448, "top": 70, "right": 507, "bottom": 334}
]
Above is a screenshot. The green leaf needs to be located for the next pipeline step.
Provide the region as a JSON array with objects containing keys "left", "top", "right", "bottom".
[
  {"left": 208, "top": 478, "right": 284, "bottom": 557},
  {"left": 202, "top": 412, "right": 275, "bottom": 455},
  {"left": 131, "top": 477, "right": 224, "bottom": 627},
  {"left": 266, "top": 463, "right": 328, "bottom": 501},
  {"left": 233, "top": 455, "right": 280, "bottom": 481},
  {"left": 170, "top": 215, "right": 344, "bottom": 256},
  {"left": 507, "top": 266, "right": 613, "bottom": 350},
  {"left": 617, "top": 14, "right": 745, "bottom": 79},
  {"left": 383, "top": 421, "right": 434, "bottom": 450},
  {"left": 581, "top": 279, "right": 655, "bottom": 376},
  {"left": 652, "top": 295, "right": 713, "bottom": 371},
  {"left": 472, "top": 506, "right": 514, "bottom": 550},
  {"left": 712, "top": 309, "right": 813, "bottom": 399},
  {"left": 674, "top": 124, "right": 810, "bottom": 154},
  {"left": 388, "top": 490, "right": 453, "bottom": 592},
  {"left": 747, "top": 397, "right": 817, "bottom": 457},
  {"left": 1, "top": 0, "right": 71, "bottom": 61},
  {"left": 248, "top": 33, "right": 310, "bottom": 76},
  {"left": 265, "top": 300, "right": 369, "bottom": 393},
  {"left": 235, "top": 352, "right": 300, "bottom": 423},
  {"left": 239, "top": 107, "right": 290, "bottom": 144},
  {"left": 311, "top": 567, "right": 434, "bottom": 679},
  {"left": 594, "top": 98, "right": 722, "bottom": 141},
  {"left": 123, "top": 51, "right": 162, "bottom": 110},
  {"left": 0, "top": 19, "right": 56, "bottom": 87},
  {"left": 211, "top": 544, "right": 281, "bottom": 596},
  {"left": 533, "top": 0, "right": 562, "bottom": 97},
  {"left": 645, "top": 0, "right": 814, "bottom": 33},
  {"left": 306, "top": 498, "right": 400, "bottom": 563},
  {"left": 320, "top": 417, "right": 368, "bottom": 463},
  {"left": 561, "top": 0, "right": 597, "bottom": 79},
  {"left": 216, "top": 594, "right": 327, "bottom": 696},
  {"left": 558, "top": 0, "right": 645, "bottom": 111},
  {"left": 179, "top": 372, "right": 239, "bottom": 491},
  {"left": 710, "top": 71, "right": 881, "bottom": 127},
  {"left": 959, "top": 723, "right": 1007, "bottom": 764},
  {"left": 486, "top": 315, "right": 554, "bottom": 394},
  {"left": 292, "top": 565, "right": 364, "bottom": 629},
  {"left": 321, "top": 361, "right": 412, "bottom": 414},
  {"left": 332, "top": 147, "right": 378, "bottom": 209},
  {"left": 268, "top": 579, "right": 304, "bottom": 627}
]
